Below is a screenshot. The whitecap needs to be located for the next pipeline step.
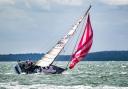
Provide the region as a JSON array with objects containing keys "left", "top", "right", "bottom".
[
  {"left": 121, "top": 72, "right": 127, "bottom": 75},
  {"left": 122, "top": 65, "right": 127, "bottom": 68},
  {"left": 0, "top": 83, "right": 128, "bottom": 89},
  {"left": 5, "top": 73, "right": 14, "bottom": 75},
  {"left": 62, "top": 71, "right": 70, "bottom": 74}
]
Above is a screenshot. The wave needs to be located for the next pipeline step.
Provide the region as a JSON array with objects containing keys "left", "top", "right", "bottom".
[
  {"left": 0, "top": 83, "right": 128, "bottom": 89},
  {"left": 1, "top": 62, "right": 128, "bottom": 88}
]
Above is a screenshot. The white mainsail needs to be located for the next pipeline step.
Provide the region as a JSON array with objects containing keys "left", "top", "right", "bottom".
[{"left": 36, "top": 6, "right": 91, "bottom": 67}]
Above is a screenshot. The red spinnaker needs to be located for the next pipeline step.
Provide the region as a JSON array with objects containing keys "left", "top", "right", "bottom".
[{"left": 69, "top": 14, "right": 93, "bottom": 69}]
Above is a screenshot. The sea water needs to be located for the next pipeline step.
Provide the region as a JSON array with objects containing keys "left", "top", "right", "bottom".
[{"left": 0, "top": 61, "right": 128, "bottom": 89}]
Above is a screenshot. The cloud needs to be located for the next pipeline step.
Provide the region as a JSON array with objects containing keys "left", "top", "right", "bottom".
[
  {"left": 27, "top": 0, "right": 83, "bottom": 6},
  {"left": 10, "top": 0, "right": 83, "bottom": 8},
  {"left": 0, "top": 0, "right": 15, "bottom": 5},
  {"left": 52, "top": 0, "right": 83, "bottom": 6},
  {"left": 23, "top": 0, "right": 84, "bottom": 11},
  {"left": 100, "top": 0, "right": 128, "bottom": 5},
  {"left": 0, "top": 0, "right": 84, "bottom": 12}
]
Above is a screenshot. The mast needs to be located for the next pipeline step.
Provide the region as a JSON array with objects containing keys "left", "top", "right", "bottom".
[{"left": 36, "top": 5, "right": 92, "bottom": 67}]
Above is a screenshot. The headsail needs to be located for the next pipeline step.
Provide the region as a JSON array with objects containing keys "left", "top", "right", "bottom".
[
  {"left": 35, "top": 6, "right": 91, "bottom": 67},
  {"left": 35, "top": 18, "right": 83, "bottom": 67},
  {"left": 69, "top": 14, "right": 93, "bottom": 69}
]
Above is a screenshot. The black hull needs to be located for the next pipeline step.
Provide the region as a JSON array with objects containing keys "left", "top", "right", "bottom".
[
  {"left": 14, "top": 62, "right": 66, "bottom": 74},
  {"left": 50, "top": 65, "right": 66, "bottom": 74},
  {"left": 15, "top": 65, "right": 22, "bottom": 74}
]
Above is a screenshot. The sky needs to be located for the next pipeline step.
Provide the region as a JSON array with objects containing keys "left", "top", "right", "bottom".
[{"left": 0, "top": 0, "right": 128, "bottom": 54}]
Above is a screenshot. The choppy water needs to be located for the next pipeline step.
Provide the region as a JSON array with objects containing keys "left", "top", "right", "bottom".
[{"left": 0, "top": 61, "right": 128, "bottom": 89}]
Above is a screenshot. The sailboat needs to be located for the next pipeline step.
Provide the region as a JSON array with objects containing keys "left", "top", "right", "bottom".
[{"left": 14, "top": 5, "right": 93, "bottom": 74}]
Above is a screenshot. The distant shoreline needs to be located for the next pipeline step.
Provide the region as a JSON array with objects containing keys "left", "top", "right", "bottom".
[{"left": 0, "top": 51, "right": 128, "bottom": 61}]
